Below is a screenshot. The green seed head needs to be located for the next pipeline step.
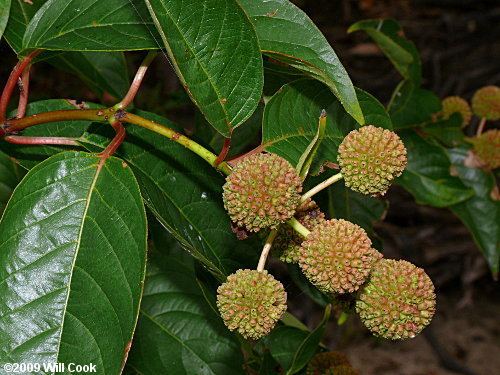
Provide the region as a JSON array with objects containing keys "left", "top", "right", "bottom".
[
  {"left": 216, "top": 269, "right": 287, "bottom": 340},
  {"left": 441, "top": 96, "right": 472, "bottom": 126},
  {"left": 338, "top": 126, "right": 407, "bottom": 196},
  {"left": 299, "top": 219, "right": 382, "bottom": 294},
  {"left": 273, "top": 199, "right": 326, "bottom": 264},
  {"left": 467, "top": 129, "right": 500, "bottom": 170},
  {"left": 356, "top": 259, "right": 436, "bottom": 340},
  {"left": 223, "top": 153, "right": 302, "bottom": 232},
  {"left": 471, "top": 85, "right": 500, "bottom": 120}
]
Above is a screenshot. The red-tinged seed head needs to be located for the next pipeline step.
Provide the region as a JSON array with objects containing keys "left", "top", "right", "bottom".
[{"left": 471, "top": 86, "right": 500, "bottom": 120}]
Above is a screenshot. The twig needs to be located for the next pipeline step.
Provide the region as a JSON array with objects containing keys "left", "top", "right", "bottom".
[
  {"left": 214, "top": 136, "right": 231, "bottom": 166},
  {"left": 115, "top": 51, "right": 158, "bottom": 110},
  {"left": 16, "top": 68, "right": 31, "bottom": 119},
  {"left": 286, "top": 217, "right": 310, "bottom": 238},
  {"left": 0, "top": 50, "right": 41, "bottom": 122},
  {"left": 300, "top": 172, "right": 343, "bottom": 203},
  {"left": 476, "top": 117, "right": 486, "bottom": 136},
  {"left": 257, "top": 229, "right": 278, "bottom": 272},
  {"left": 98, "top": 120, "right": 126, "bottom": 160},
  {"left": 4, "top": 136, "right": 79, "bottom": 146}
]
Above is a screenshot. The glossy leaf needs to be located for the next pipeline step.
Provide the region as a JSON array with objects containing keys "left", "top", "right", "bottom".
[
  {"left": 349, "top": 19, "right": 421, "bottom": 85},
  {"left": 4, "top": 1, "right": 130, "bottom": 98},
  {"left": 0, "top": 151, "right": 147, "bottom": 373},
  {"left": 239, "top": 0, "right": 364, "bottom": 125},
  {"left": 262, "top": 79, "right": 391, "bottom": 174},
  {"left": 22, "top": 0, "right": 159, "bottom": 52},
  {"left": 143, "top": 0, "right": 263, "bottom": 136},
  {"left": 265, "top": 326, "right": 309, "bottom": 371},
  {"left": 127, "top": 229, "right": 245, "bottom": 375},
  {"left": 0, "top": 0, "right": 10, "bottom": 40},
  {"left": 397, "top": 130, "right": 474, "bottom": 207},
  {"left": 80, "top": 110, "right": 259, "bottom": 280},
  {"left": 0, "top": 151, "right": 24, "bottom": 214},
  {"left": 448, "top": 147, "right": 500, "bottom": 276},
  {"left": 389, "top": 80, "right": 441, "bottom": 129},
  {"left": 1, "top": 99, "right": 101, "bottom": 169},
  {"left": 423, "top": 115, "right": 464, "bottom": 147}
]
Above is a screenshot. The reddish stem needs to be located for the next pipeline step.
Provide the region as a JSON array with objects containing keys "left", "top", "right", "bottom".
[
  {"left": 228, "top": 144, "right": 264, "bottom": 165},
  {"left": 214, "top": 136, "right": 231, "bottom": 166},
  {"left": 17, "top": 68, "right": 31, "bottom": 119},
  {"left": 0, "top": 50, "right": 41, "bottom": 122},
  {"left": 116, "top": 52, "right": 157, "bottom": 110},
  {"left": 4, "top": 135, "right": 79, "bottom": 146},
  {"left": 99, "top": 120, "right": 126, "bottom": 160}
]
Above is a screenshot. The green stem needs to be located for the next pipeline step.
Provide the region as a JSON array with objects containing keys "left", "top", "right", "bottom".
[
  {"left": 2, "top": 108, "right": 232, "bottom": 175},
  {"left": 300, "top": 172, "right": 343, "bottom": 203},
  {"left": 286, "top": 217, "right": 310, "bottom": 238},
  {"left": 256, "top": 229, "right": 278, "bottom": 272}
]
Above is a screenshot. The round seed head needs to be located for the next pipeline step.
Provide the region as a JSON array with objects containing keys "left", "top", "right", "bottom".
[
  {"left": 273, "top": 200, "right": 326, "bottom": 263},
  {"left": 471, "top": 86, "right": 500, "bottom": 120},
  {"left": 223, "top": 153, "right": 302, "bottom": 232},
  {"left": 216, "top": 269, "right": 287, "bottom": 340},
  {"left": 306, "top": 352, "right": 351, "bottom": 375},
  {"left": 356, "top": 259, "right": 436, "bottom": 340},
  {"left": 299, "top": 219, "right": 382, "bottom": 294},
  {"left": 338, "top": 126, "right": 407, "bottom": 196},
  {"left": 467, "top": 129, "right": 500, "bottom": 169},
  {"left": 441, "top": 96, "right": 472, "bottom": 126}
]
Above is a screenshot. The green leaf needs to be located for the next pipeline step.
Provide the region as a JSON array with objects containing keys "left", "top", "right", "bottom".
[
  {"left": 0, "top": 0, "right": 10, "bottom": 40},
  {"left": 48, "top": 52, "right": 130, "bottom": 99},
  {"left": 287, "top": 264, "right": 330, "bottom": 307},
  {"left": 239, "top": 0, "right": 364, "bottom": 124},
  {"left": 0, "top": 151, "right": 24, "bottom": 214},
  {"left": 328, "top": 180, "right": 387, "bottom": 237},
  {"left": 143, "top": 0, "right": 263, "bottom": 137},
  {"left": 0, "top": 151, "right": 147, "bottom": 373},
  {"left": 4, "top": 1, "right": 130, "bottom": 98},
  {"left": 447, "top": 147, "right": 500, "bottom": 277},
  {"left": 397, "top": 130, "right": 474, "bottom": 207},
  {"left": 262, "top": 79, "right": 391, "bottom": 174},
  {"left": 127, "top": 228, "right": 245, "bottom": 375},
  {"left": 349, "top": 19, "right": 421, "bottom": 85},
  {"left": 286, "top": 305, "right": 331, "bottom": 374},
  {"left": 389, "top": 80, "right": 441, "bottom": 129},
  {"left": 22, "top": 0, "right": 160, "bottom": 52},
  {"left": 265, "top": 326, "right": 309, "bottom": 371},
  {"left": 423, "top": 114, "right": 464, "bottom": 147},
  {"left": 80, "top": 110, "right": 259, "bottom": 280},
  {"left": 0, "top": 99, "right": 101, "bottom": 170},
  {"left": 296, "top": 111, "right": 327, "bottom": 179}
]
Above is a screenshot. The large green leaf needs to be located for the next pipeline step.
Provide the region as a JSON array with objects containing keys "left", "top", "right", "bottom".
[
  {"left": 22, "top": 0, "right": 159, "bottom": 52},
  {"left": 143, "top": 0, "right": 263, "bottom": 136},
  {"left": 262, "top": 79, "right": 391, "bottom": 173},
  {"left": 80, "top": 110, "right": 259, "bottom": 280},
  {"left": 348, "top": 19, "right": 421, "bottom": 85},
  {"left": 239, "top": 0, "right": 364, "bottom": 125},
  {"left": 49, "top": 52, "right": 130, "bottom": 99},
  {"left": 127, "top": 227, "right": 245, "bottom": 375},
  {"left": 448, "top": 147, "right": 500, "bottom": 277},
  {"left": 4, "top": 0, "right": 130, "bottom": 98},
  {"left": 0, "top": 151, "right": 147, "bottom": 373},
  {"left": 397, "top": 130, "right": 474, "bottom": 207},
  {"left": 388, "top": 80, "right": 441, "bottom": 129},
  {"left": 0, "top": 0, "right": 10, "bottom": 40},
  {"left": 0, "top": 151, "right": 24, "bottom": 214},
  {"left": 0, "top": 99, "right": 101, "bottom": 170}
]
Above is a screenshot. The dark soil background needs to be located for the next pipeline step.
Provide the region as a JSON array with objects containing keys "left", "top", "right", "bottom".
[{"left": 1, "top": 1, "right": 499, "bottom": 374}]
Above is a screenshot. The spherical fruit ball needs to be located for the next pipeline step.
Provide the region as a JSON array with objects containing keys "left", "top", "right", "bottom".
[
  {"left": 273, "top": 199, "right": 326, "bottom": 263},
  {"left": 306, "top": 352, "right": 350, "bottom": 375},
  {"left": 467, "top": 129, "right": 500, "bottom": 169},
  {"left": 338, "top": 126, "right": 407, "bottom": 196},
  {"left": 299, "top": 219, "right": 382, "bottom": 294},
  {"left": 223, "top": 153, "right": 302, "bottom": 232},
  {"left": 216, "top": 269, "right": 287, "bottom": 340},
  {"left": 356, "top": 259, "right": 436, "bottom": 340},
  {"left": 471, "top": 86, "right": 500, "bottom": 120},
  {"left": 441, "top": 96, "right": 472, "bottom": 127}
]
